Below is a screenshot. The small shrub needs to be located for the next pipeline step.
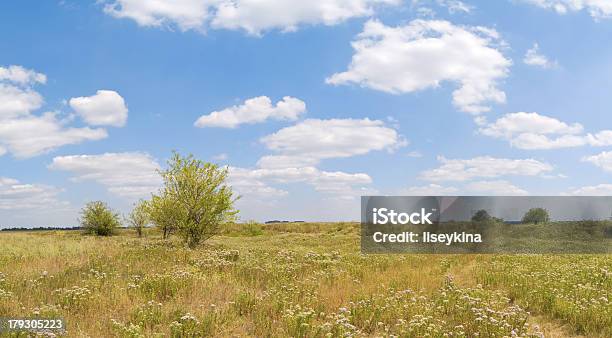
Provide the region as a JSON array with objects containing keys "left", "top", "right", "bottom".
[
  {"left": 127, "top": 200, "right": 149, "bottom": 237},
  {"left": 521, "top": 208, "right": 550, "bottom": 224},
  {"left": 80, "top": 201, "right": 121, "bottom": 236},
  {"left": 471, "top": 209, "right": 492, "bottom": 222}
]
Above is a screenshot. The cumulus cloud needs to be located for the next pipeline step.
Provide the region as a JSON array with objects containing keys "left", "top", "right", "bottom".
[
  {"left": 195, "top": 96, "right": 305, "bottom": 128},
  {"left": 523, "top": 43, "right": 557, "bottom": 68},
  {"left": 258, "top": 118, "right": 406, "bottom": 168},
  {"left": 0, "top": 66, "right": 111, "bottom": 158},
  {"left": 0, "top": 113, "right": 108, "bottom": 158},
  {"left": 480, "top": 112, "right": 612, "bottom": 150},
  {"left": 0, "top": 84, "right": 44, "bottom": 119},
  {"left": 465, "top": 180, "right": 528, "bottom": 195},
  {"left": 565, "top": 183, "right": 612, "bottom": 196},
  {"left": 480, "top": 112, "right": 584, "bottom": 137},
  {"left": 326, "top": 19, "right": 511, "bottom": 114},
  {"left": 582, "top": 151, "right": 612, "bottom": 173},
  {"left": 413, "top": 0, "right": 472, "bottom": 14},
  {"left": 229, "top": 166, "right": 372, "bottom": 199},
  {"left": 438, "top": 0, "right": 472, "bottom": 13},
  {"left": 211, "top": 0, "right": 399, "bottom": 35},
  {"left": 0, "top": 65, "right": 46, "bottom": 86},
  {"left": 400, "top": 183, "right": 458, "bottom": 195},
  {"left": 519, "top": 0, "right": 612, "bottom": 20},
  {"left": 420, "top": 156, "right": 553, "bottom": 181},
  {"left": 227, "top": 174, "right": 289, "bottom": 198},
  {"left": 401, "top": 181, "right": 528, "bottom": 196},
  {"left": 103, "top": 0, "right": 398, "bottom": 35},
  {"left": 586, "top": 130, "right": 612, "bottom": 146},
  {"left": 0, "top": 177, "right": 68, "bottom": 210},
  {"left": 231, "top": 117, "right": 403, "bottom": 199},
  {"left": 49, "top": 152, "right": 162, "bottom": 199},
  {"left": 69, "top": 90, "right": 128, "bottom": 127},
  {"left": 0, "top": 65, "right": 46, "bottom": 119}
]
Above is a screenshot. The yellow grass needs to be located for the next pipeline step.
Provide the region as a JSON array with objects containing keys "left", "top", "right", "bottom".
[{"left": 0, "top": 223, "right": 609, "bottom": 337}]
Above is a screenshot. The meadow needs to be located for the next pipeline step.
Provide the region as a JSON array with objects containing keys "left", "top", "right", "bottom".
[{"left": 0, "top": 222, "right": 610, "bottom": 337}]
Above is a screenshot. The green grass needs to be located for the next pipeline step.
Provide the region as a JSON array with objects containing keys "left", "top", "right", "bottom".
[{"left": 0, "top": 223, "right": 610, "bottom": 337}]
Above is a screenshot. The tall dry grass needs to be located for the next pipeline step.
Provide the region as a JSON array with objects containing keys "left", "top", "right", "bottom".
[{"left": 0, "top": 223, "right": 609, "bottom": 337}]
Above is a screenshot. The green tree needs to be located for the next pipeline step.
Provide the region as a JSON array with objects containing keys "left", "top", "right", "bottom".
[
  {"left": 80, "top": 201, "right": 120, "bottom": 236},
  {"left": 145, "top": 194, "right": 180, "bottom": 240},
  {"left": 521, "top": 208, "right": 550, "bottom": 224},
  {"left": 154, "top": 152, "right": 239, "bottom": 247},
  {"left": 127, "top": 200, "right": 149, "bottom": 237},
  {"left": 471, "top": 209, "right": 492, "bottom": 223}
]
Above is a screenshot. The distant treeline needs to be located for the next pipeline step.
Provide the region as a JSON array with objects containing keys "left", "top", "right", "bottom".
[
  {"left": 0, "top": 226, "right": 140, "bottom": 232},
  {"left": 0, "top": 226, "right": 81, "bottom": 232},
  {"left": 1, "top": 226, "right": 133, "bottom": 232},
  {"left": 264, "top": 220, "right": 305, "bottom": 224}
]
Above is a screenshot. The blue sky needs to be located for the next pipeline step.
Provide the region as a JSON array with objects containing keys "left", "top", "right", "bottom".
[{"left": 2, "top": 0, "right": 612, "bottom": 227}]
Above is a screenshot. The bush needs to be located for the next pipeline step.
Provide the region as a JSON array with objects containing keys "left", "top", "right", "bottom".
[
  {"left": 80, "top": 201, "right": 120, "bottom": 236},
  {"left": 127, "top": 200, "right": 149, "bottom": 237},
  {"left": 152, "top": 152, "right": 239, "bottom": 248},
  {"left": 471, "top": 209, "right": 492, "bottom": 222},
  {"left": 521, "top": 207, "right": 550, "bottom": 224},
  {"left": 146, "top": 194, "right": 180, "bottom": 240}
]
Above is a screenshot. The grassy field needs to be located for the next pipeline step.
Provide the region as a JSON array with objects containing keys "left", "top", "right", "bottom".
[{"left": 0, "top": 222, "right": 610, "bottom": 337}]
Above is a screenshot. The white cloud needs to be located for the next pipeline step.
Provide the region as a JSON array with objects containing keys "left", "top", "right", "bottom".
[
  {"left": 479, "top": 112, "right": 583, "bottom": 138},
  {"left": 465, "top": 180, "right": 529, "bottom": 195},
  {"left": 211, "top": 0, "right": 399, "bottom": 35},
  {"left": 415, "top": 6, "right": 437, "bottom": 17},
  {"left": 0, "top": 113, "right": 108, "bottom": 158},
  {"left": 0, "top": 177, "right": 68, "bottom": 210},
  {"left": 0, "top": 65, "right": 46, "bottom": 86},
  {"left": 103, "top": 0, "right": 399, "bottom": 35},
  {"left": 400, "top": 183, "right": 458, "bottom": 195},
  {"left": 585, "top": 130, "right": 612, "bottom": 146},
  {"left": 69, "top": 90, "right": 129, "bottom": 127},
  {"left": 229, "top": 166, "right": 372, "bottom": 199},
  {"left": 413, "top": 0, "right": 472, "bottom": 14},
  {"left": 566, "top": 184, "right": 612, "bottom": 196},
  {"left": 326, "top": 19, "right": 511, "bottom": 114},
  {"left": 523, "top": 43, "right": 557, "bottom": 68},
  {"left": 402, "top": 180, "right": 528, "bottom": 195},
  {"left": 49, "top": 152, "right": 162, "bottom": 199},
  {"left": 0, "top": 84, "right": 44, "bottom": 119},
  {"left": 519, "top": 0, "right": 612, "bottom": 20},
  {"left": 104, "top": 0, "right": 212, "bottom": 32},
  {"left": 509, "top": 133, "right": 587, "bottom": 150},
  {"left": 259, "top": 118, "right": 405, "bottom": 167},
  {"left": 438, "top": 0, "right": 472, "bottom": 13},
  {"left": 480, "top": 112, "right": 612, "bottom": 150},
  {"left": 195, "top": 96, "right": 305, "bottom": 128},
  {"left": 0, "top": 65, "right": 118, "bottom": 158},
  {"left": 420, "top": 156, "right": 553, "bottom": 181},
  {"left": 582, "top": 151, "right": 612, "bottom": 173},
  {"left": 228, "top": 175, "right": 289, "bottom": 198},
  {"left": 309, "top": 170, "right": 373, "bottom": 197}
]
